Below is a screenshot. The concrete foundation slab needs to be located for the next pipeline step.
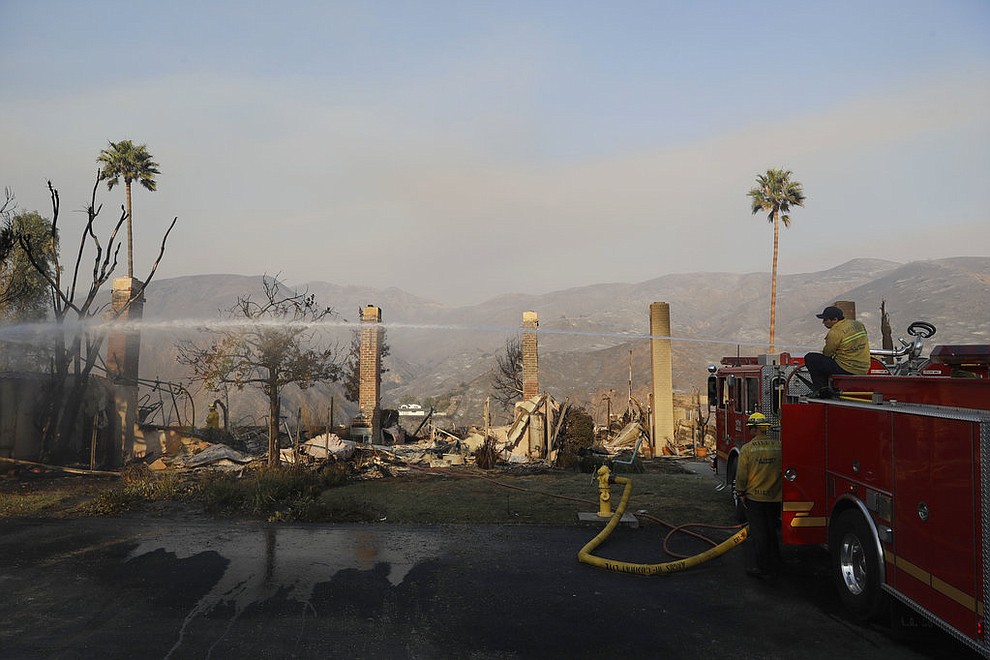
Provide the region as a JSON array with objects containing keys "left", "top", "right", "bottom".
[{"left": 577, "top": 512, "right": 639, "bottom": 528}]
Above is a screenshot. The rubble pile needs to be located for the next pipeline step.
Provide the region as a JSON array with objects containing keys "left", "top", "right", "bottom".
[{"left": 136, "top": 394, "right": 701, "bottom": 477}]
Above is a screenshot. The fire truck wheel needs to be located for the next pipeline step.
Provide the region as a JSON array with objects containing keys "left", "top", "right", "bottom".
[{"left": 829, "top": 509, "right": 886, "bottom": 621}]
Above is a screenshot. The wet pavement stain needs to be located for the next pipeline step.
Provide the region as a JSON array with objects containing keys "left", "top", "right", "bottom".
[{"left": 118, "top": 525, "right": 446, "bottom": 657}]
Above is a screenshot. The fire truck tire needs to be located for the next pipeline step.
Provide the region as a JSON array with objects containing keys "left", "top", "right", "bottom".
[{"left": 829, "top": 509, "right": 887, "bottom": 621}]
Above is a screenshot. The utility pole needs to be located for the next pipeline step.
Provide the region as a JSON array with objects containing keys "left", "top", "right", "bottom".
[
  {"left": 601, "top": 390, "right": 613, "bottom": 441},
  {"left": 627, "top": 349, "right": 633, "bottom": 418}
]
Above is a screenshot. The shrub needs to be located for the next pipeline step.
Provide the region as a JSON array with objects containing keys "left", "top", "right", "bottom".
[
  {"left": 120, "top": 462, "right": 152, "bottom": 484},
  {"left": 556, "top": 406, "right": 596, "bottom": 469},
  {"left": 249, "top": 465, "right": 323, "bottom": 514},
  {"left": 475, "top": 436, "right": 499, "bottom": 469},
  {"left": 81, "top": 461, "right": 357, "bottom": 520},
  {"left": 317, "top": 461, "right": 350, "bottom": 487},
  {"left": 82, "top": 467, "right": 191, "bottom": 515},
  {"left": 85, "top": 488, "right": 140, "bottom": 515},
  {"left": 199, "top": 474, "right": 247, "bottom": 514}
]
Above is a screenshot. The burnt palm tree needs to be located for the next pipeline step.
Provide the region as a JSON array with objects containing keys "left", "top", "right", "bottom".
[
  {"left": 97, "top": 140, "right": 160, "bottom": 278},
  {"left": 747, "top": 168, "right": 805, "bottom": 353}
]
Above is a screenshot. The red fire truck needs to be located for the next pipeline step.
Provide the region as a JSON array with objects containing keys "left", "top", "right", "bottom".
[{"left": 707, "top": 321, "right": 990, "bottom": 657}]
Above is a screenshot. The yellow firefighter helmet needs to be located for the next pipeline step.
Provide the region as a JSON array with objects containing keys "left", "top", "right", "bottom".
[{"left": 746, "top": 412, "right": 770, "bottom": 427}]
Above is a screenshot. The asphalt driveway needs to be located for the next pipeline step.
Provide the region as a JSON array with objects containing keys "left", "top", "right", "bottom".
[{"left": 0, "top": 513, "right": 979, "bottom": 659}]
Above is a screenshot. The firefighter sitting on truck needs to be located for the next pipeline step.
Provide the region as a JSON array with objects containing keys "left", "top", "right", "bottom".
[
  {"left": 804, "top": 305, "right": 870, "bottom": 397},
  {"left": 736, "top": 412, "right": 782, "bottom": 580}
]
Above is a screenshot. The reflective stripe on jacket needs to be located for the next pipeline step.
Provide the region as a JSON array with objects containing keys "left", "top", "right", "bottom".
[
  {"left": 736, "top": 433, "right": 781, "bottom": 503},
  {"left": 823, "top": 319, "right": 870, "bottom": 374}
]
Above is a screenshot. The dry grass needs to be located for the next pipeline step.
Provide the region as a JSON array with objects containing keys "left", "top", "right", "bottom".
[
  {"left": 0, "top": 473, "right": 121, "bottom": 518},
  {"left": 316, "top": 461, "right": 732, "bottom": 526},
  {"left": 0, "top": 459, "right": 733, "bottom": 528}
]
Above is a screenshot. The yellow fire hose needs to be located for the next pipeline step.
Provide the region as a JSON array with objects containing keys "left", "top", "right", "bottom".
[
  {"left": 407, "top": 462, "right": 747, "bottom": 574},
  {"left": 577, "top": 473, "right": 749, "bottom": 575}
]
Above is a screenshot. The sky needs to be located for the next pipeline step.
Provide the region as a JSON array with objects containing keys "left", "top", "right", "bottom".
[{"left": 1, "top": 1, "right": 988, "bottom": 306}]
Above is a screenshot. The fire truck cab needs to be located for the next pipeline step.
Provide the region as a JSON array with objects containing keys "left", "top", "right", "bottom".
[{"left": 707, "top": 323, "right": 990, "bottom": 656}]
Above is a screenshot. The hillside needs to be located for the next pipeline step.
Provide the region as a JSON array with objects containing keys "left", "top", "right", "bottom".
[{"left": 133, "top": 257, "right": 990, "bottom": 428}]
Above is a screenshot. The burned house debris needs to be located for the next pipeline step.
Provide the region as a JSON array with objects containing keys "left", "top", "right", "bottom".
[{"left": 1, "top": 298, "right": 713, "bottom": 479}]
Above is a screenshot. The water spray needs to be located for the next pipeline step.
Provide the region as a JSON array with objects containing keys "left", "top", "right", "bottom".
[{"left": 0, "top": 317, "right": 819, "bottom": 353}]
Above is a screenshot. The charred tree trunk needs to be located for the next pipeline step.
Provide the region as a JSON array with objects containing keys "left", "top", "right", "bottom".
[
  {"left": 267, "top": 380, "right": 281, "bottom": 467},
  {"left": 44, "top": 334, "right": 107, "bottom": 463}
]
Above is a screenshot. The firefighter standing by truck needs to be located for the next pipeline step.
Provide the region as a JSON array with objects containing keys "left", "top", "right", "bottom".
[{"left": 736, "top": 412, "right": 782, "bottom": 579}]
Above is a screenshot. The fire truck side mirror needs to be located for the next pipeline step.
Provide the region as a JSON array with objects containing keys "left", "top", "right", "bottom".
[{"left": 707, "top": 375, "right": 718, "bottom": 408}]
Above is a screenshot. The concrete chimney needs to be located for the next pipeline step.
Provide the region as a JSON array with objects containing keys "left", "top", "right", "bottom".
[
  {"left": 522, "top": 311, "right": 539, "bottom": 400},
  {"left": 649, "top": 302, "right": 674, "bottom": 455},
  {"left": 105, "top": 276, "right": 144, "bottom": 464},
  {"left": 359, "top": 305, "right": 383, "bottom": 442}
]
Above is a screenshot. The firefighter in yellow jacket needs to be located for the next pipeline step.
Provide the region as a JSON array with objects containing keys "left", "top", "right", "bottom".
[
  {"left": 205, "top": 403, "right": 220, "bottom": 430},
  {"left": 804, "top": 305, "right": 870, "bottom": 397},
  {"left": 736, "top": 412, "right": 782, "bottom": 579}
]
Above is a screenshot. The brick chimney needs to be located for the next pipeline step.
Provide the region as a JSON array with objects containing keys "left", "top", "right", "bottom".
[
  {"left": 522, "top": 311, "right": 539, "bottom": 400},
  {"left": 359, "top": 305, "right": 383, "bottom": 442},
  {"left": 649, "top": 302, "right": 674, "bottom": 455}
]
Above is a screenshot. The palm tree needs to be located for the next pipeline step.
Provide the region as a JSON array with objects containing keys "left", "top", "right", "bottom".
[
  {"left": 97, "top": 140, "right": 160, "bottom": 278},
  {"left": 747, "top": 168, "right": 805, "bottom": 353}
]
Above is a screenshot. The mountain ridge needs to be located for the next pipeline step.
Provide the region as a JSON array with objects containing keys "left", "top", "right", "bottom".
[{"left": 136, "top": 257, "right": 990, "bottom": 426}]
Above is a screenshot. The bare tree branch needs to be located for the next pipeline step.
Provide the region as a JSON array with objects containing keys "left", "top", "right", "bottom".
[
  {"left": 16, "top": 174, "right": 176, "bottom": 463},
  {"left": 176, "top": 275, "right": 343, "bottom": 465},
  {"left": 490, "top": 336, "right": 524, "bottom": 410}
]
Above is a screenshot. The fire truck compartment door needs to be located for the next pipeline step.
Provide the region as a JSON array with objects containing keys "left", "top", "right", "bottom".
[
  {"left": 781, "top": 402, "right": 827, "bottom": 545},
  {"left": 892, "top": 414, "right": 979, "bottom": 637}
]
